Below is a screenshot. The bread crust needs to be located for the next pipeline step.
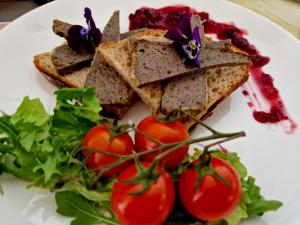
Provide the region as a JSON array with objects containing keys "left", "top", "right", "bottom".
[
  {"left": 99, "top": 29, "right": 251, "bottom": 127},
  {"left": 33, "top": 52, "right": 133, "bottom": 118},
  {"left": 33, "top": 52, "right": 88, "bottom": 88}
]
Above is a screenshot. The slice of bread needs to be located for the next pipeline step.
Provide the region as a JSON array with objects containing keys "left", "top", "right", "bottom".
[
  {"left": 99, "top": 36, "right": 164, "bottom": 114},
  {"left": 34, "top": 12, "right": 141, "bottom": 118},
  {"left": 99, "top": 29, "right": 251, "bottom": 127},
  {"left": 52, "top": 19, "right": 71, "bottom": 39},
  {"left": 101, "top": 10, "right": 120, "bottom": 42},
  {"left": 84, "top": 48, "right": 136, "bottom": 105},
  {"left": 184, "top": 64, "right": 249, "bottom": 128},
  {"left": 50, "top": 44, "right": 93, "bottom": 75},
  {"left": 33, "top": 52, "right": 89, "bottom": 88},
  {"left": 33, "top": 52, "right": 134, "bottom": 118},
  {"left": 161, "top": 70, "right": 207, "bottom": 113}
]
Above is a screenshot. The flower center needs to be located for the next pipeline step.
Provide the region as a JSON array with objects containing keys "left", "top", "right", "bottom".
[{"left": 183, "top": 39, "right": 201, "bottom": 60}]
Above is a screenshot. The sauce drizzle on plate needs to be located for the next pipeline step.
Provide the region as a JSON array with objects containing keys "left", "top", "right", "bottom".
[{"left": 129, "top": 5, "right": 297, "bottom": 133}]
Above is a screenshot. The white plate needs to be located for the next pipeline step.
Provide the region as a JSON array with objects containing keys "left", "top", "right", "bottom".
[{"left": 0, "top": 0, "right": 300, "bottom": 224}]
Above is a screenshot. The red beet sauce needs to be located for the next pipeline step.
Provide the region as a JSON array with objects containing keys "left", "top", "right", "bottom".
[{"left": 129, "top": 6, "right": 297, "bottom": 133}]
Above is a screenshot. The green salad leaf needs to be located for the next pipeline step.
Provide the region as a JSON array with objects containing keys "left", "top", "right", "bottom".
[
  {"left": 0, "top": 88, "right": 101, "bottom": 189},
  {"left": 0, "top": 87, "right": 282, "bottom": 225},
  {"left": 211, "top": 151, "right": 283, "bottom": 225},
  {"left": 55, "top": 191, "right": 119, "bottom": 225}
]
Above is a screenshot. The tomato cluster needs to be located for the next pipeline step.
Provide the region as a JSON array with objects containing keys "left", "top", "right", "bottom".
[{"left": 82, "top": 115, "right": 242, "bottom": 225}]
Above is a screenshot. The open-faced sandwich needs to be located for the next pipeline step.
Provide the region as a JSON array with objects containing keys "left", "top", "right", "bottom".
[
  {"left": 0, "top": 7, "right": 283, "bottom": 225},
  {"left": 34, "top": 8, "right": 251, "bottom": 127},
  {"left": 0, "top": 5, "right": 282, "bottom": 225}
]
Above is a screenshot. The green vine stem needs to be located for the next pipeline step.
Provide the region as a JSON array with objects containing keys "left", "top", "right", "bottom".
[{"left": 77, "top": 110, "right": 246, "bottom": 186}]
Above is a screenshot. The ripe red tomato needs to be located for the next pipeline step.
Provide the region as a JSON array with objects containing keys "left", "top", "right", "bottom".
[
  {"left": 178, "top": 157, "right": 242, "bottom": 222},
  {"left": 134, "top": 116, "right": 189, "bottom": 169},
  {"left": 111, "top": 162, "right": 175, "bottom": 225},
  {"left": 82, "top": 124, "right": 134, "bottom": 177}
]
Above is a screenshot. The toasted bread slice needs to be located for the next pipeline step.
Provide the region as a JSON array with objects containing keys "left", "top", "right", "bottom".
[
  {"left": 99, "top": 29, "right": 251, "bottom": 126},
  {"left": 99, "top": 34, "right": 164, "bottom": 113},
  {"left": 34, "top": 11, "right": 142, "bottom": 118},
  {"left": 33, "top": 52, "right": 132, "bottom": 118},
  {"left": 184, "top": 64, "right": 250, "bottom": 128},
  {"left": 33, "top": 52, "right": 89, "bottom": 88}
]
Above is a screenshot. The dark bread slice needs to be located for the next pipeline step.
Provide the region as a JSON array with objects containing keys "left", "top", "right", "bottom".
[
  {"left": 50, "top": 11, "right": 120, "bottom": 76},
  {"left": 52, "top": 19, "right": 71, "bottom": 39},
  {"left": 84, "top": 10, "right": 137, "bottom": 109},
  {"left": 99, "top": 29, "right": 251, "bottom": 127},
  {"left": 191, "top": 14, "right": 206, "bottom": 47},
  {"left": 34, "top": 52, "right": 89, "bottom": 88},
  {"left": 36, "top": 11, "right": 138, "bottom": 118},
  {"left": 50, "top": 45, "right": 93, "bottom": 75},
  {"left": 34, "top": 30, "right": 149, "bottom": 90},
  {"left": 33, "top": 52, "right": 132, "bottom": 118},
  {"left": 102, "top": 11, "right": 120, "bottom": 42},
  {"left": 161, "top": 71, "right": 207, "bottom": 113},
  {"left": 84, "top": 49, "right": 136, "bottom": 105},
  {"left": 161, "top": 39, "right": 234, "bottom": 114},
  {"left": 133, "top": 40, "right": 251, "bottom": 86},
  {"left": 184, "top": 64, "right": 250, "bottom": 128},
  {"left": 53, "top": 18, "right": 147, "bottom": 42},
  {"left": 99, "top": 39, "right": 164, "bottom": 113}
]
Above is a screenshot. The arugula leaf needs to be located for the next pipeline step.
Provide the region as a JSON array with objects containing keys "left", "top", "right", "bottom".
[
  {"left": 55, "top": 191, "right": 119, "bottom": 225},
  {"left": 65, "top": 181, "right": 111, "bottom": 204},
  {"left": 33, "top": 152, "right": 62, "bottom": 183}
]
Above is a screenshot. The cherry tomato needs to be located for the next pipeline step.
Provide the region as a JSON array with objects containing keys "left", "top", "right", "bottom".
[
  {"left": 134, "top": 116, "right": 189, "bottom": 169},
  {"left": 178, "top": 157, "right": 242, "bottom": 222},
  {"left": 111, "top": 162, "right": 175, "bottom": 225},
  {"left": 82, "top": 124, "right": 134, "bottom": 177}
]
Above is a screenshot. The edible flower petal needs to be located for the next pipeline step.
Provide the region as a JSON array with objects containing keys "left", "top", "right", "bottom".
[
  {"left": 67, "top": 7, "right": 102, "bottom": 53},
  {"left": 164, "top": 13, "right": 202, "bottom": 67}
]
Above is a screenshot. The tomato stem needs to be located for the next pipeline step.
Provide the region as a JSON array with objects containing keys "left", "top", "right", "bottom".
[{"left": 79, "top": 110, "right": 246, "bottom": 188}]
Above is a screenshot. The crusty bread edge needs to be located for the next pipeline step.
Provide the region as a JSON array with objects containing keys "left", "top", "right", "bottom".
[
  {"left": 33, "top": 52, "right": 83, "bottom": 88},
  {"left": 184, "top": 64, "right": 250, "bottom": 129},
  {"left": 99, "top": 39, "right": 164, "bottom": 114}
]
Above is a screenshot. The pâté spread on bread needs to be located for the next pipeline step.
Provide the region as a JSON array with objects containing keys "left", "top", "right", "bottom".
[
  {"left": 0, "top": 6, "right": 284, "bottom": 225},
  {"left": 34, "top": 7, "right": 252, "bottom": 128}
]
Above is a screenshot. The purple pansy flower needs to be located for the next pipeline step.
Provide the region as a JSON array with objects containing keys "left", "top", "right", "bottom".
[
  {"left": 67, "top": 7, "right": 102, "bottom": 53},
  {"left": 165, "top": 14, "right": 202, "bottom": 67}
]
